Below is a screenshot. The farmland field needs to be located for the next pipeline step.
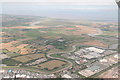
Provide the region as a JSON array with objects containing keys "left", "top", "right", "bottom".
[
  {"left": 12, "top": 54, "right": 45, "bottom": 63},
  {"left": 37, "top": 60, "right": 67, "bottom": 70}
]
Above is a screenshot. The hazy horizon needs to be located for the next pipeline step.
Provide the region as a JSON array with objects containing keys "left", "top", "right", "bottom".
[{"left": 1, "top": 2, "right": 118, "bottom": 22}]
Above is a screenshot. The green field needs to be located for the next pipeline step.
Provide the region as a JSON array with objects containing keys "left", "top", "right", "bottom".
[{"left": 2, "top": 58, "right": 22, "bottom": 66}]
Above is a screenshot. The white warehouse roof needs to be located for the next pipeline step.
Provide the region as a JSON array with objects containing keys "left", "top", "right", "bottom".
[
  {"left": 85, "top": 47, "right": 105, "bottom": 53},
  {"left": 62, "top": 74, "right": 72, "bottom": 78}
]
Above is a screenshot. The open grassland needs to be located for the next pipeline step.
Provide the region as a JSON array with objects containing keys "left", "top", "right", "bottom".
[
  {"left": 39, "top": 25, "right": 99, "bottom": 36},
  {"left": 4, "top": 24, "right": 101, "bottom": 39},
  {"left": 65, "top": 25, "right": 98, "bottom": 35},
  {"left": 12, "top": 54, "right": 45, "bottom": 63},
  {"left": 37, "top": 60, "right": 66, "bottom": 70},
  {"left": 6, "top": 53, "right": 21, "bottom": 57},
  {"left": 12, "top": 56, "right": 32, "bottom": 63},
  {"left": 83, "top": 40, "right": 107, "bottom": 48},
  {"left": 2, "top": 58, "right": 22, "bottom": 66}
]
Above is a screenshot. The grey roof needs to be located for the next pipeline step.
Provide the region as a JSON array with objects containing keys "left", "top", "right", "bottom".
[{"left": 87, "top": 66, "right": 100, "bottom": 71}]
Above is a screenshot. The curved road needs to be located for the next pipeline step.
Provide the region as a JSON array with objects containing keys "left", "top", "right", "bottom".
[
  {"left": 6, "top": 27, "right": 117, "bottom": 74},
  {"left": 46, "top": 27, "right": 118, "bottom": 73},
  {"left": 46, "top": 45, "right": 77, "bottom": 73},
  {"left": 46, "top": 53, "right": 73, "bottom": 73}
]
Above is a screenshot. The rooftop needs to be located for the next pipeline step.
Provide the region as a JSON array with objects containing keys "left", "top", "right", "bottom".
[
  {"left": 85, "top": 47, "right": 105, "bottom": 53},
  {"left": 87, "top": 66, "right": 100, "bottom": 72},
  {"left": 62, "top": 74, "right": 72, "bottom": 78}
]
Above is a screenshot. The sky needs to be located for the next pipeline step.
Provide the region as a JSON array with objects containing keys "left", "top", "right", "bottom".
[
  {"left": 0, "top": 0, "right": 118, "bottom": 22},
  {"left": 0, "top": 0, "right": 117, "bottom": 5}
]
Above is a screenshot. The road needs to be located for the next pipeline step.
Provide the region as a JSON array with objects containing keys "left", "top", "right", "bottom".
[
  {"left": 3, "top": 45, "right": 77, "bottom": 74},
  {"left": 29, "top": 19, "right": 51, "bottom": 26},
  {"left": 3, "top": 25, "right": 118, "bottom": 74},
  {"left": 46, "top": 53, "right": 73, "bottom": 73},
  {"left": 45, "top": 45, "right": 78, "bottom": 73}
]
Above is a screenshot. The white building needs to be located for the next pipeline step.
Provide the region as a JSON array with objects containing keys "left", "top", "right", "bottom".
[
  {"left": 100, "top": 59, "right": 108, "bottom": 62},
  {"left": 85, "top": 47, "right": 105, "bottom": 53},
  {"left": 62, "top": 74, "right": 72, "bottom": 78}
]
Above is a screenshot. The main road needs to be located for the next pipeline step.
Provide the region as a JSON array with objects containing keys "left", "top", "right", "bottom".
[{"left": 46, "top": 45, "right": 77, "bottom": 73}]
